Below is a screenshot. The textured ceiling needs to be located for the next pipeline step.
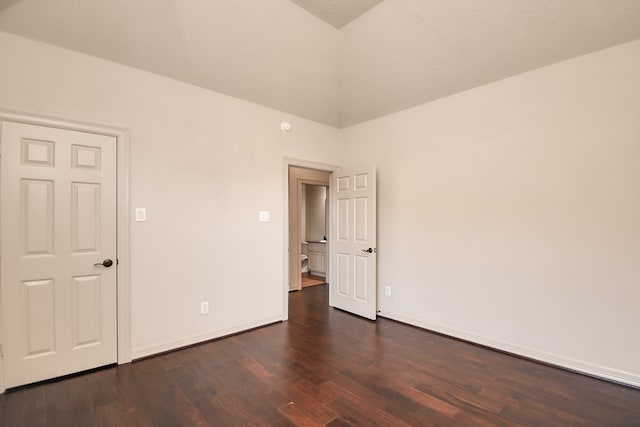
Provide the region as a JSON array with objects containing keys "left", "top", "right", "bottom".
[
  {"left": 0, "top": 0, "right": 21, "bottom": 12},
  {"left": 339, "top": 0, "right": 640, "bottom": 127},
  {"left": 289, "top": 0, "right": 383, "bottom": 28},
  {"left": 1, "top": 0, "right": 640, "bottom": 128}
]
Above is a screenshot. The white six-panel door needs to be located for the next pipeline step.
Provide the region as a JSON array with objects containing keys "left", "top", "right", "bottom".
[
  {"left": 329, "top": 165, "right": 377, "bottom": 320},
  {"left": 1, "top": 121, "right": 117, "bottom": 388}
]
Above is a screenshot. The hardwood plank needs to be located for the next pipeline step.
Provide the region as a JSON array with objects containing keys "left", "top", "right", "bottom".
[
  {"left": 278, "top": 402, "right": 328, "bottom": 427},
  {"left": 0, "top": 386, "right": 47, "bottom": 426},
  {"left": 326, "top": 370, "right": 453, "bottom": 426},
  {"left": 301, "top": 273, "right": 325, "bottom": 288},
  {"left": 318, "top": 380, "right": 412, "bottom": 427},
  {"left": 278, "top": 379, "right": 338, "bottom": 424}
]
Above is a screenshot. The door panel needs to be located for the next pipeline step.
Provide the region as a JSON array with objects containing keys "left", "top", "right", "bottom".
[
  {"left": 22, "top": 179, "right": 54, "bottom": 255},
  {"left": 24, "top": 279, "right": 56, "bottom": 357},
  {"left": 1, "top": 121, "right": 117, "bottom": 388},
  {"left": 71, "top": 274, "right": 102, "bottom": 348},
  {"left": 71, "top": 182, "right": 101, "bottom": 252},
  {"left": 329, "top": 165, "right": 377, "bottom": 320},
  {"left": 337, "top": 253, "right": 349, "bottom": 296},
  {"left": 337, "top": 198, "right": 349, "bottom": 239}
]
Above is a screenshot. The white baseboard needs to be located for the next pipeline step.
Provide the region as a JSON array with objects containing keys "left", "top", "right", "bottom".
[
  {"left": 131, "top": 315, "right": 282, "bottom": 360},
  {"left": 378, "top": 310, "right": 640, "bottom": 389},
  {"left": 0, "top": 355, "right": 4, "bottom": 394}
]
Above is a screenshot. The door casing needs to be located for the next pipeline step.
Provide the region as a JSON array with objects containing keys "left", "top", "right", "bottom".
[
  {"left": 289, "top": 168, "right": 330, "bottom": 291},
  {"left": 0, "top": 110, "right": 131, "bottom": 393},
  {"left": 282, "top": 157, "right": 337, "bottom": 320}
]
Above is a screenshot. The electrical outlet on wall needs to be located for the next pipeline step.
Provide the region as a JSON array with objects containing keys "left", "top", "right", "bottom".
[
  {"left": 384, "top": 286, "right": 391, "bottom": 296},
  {"left": 200, "top": 301, "right": 209, "bottom": 314}
]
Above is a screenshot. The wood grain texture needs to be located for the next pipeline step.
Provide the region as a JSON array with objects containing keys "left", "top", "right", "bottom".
[
  {"left": 1, "top": 284, "right": 638, "bottom": 426},
  {"left": 301, "top": 273, "right": 325, "bottom": 288}
]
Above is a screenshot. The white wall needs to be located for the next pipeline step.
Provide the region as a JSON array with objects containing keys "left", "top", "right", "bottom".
[
  {"left": 343, "top": 40, "right": 640, "bottom": 386},
  {"left": 0, "top": 31, "right": 343, "bottom": 358},
  {"left": 305, "top": 184, "right": 326, "bottom": 242}
]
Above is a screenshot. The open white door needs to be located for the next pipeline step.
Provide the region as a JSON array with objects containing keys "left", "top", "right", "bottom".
[
  {"left": 329, "top": 165, "right": 377, "bottom": 320},
  {"left": 1, "top": 121, "right": 117, "bottom": 388}
]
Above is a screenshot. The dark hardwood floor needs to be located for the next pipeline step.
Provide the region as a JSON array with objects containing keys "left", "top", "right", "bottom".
[{"left": 1, "top": 284, "right": 639, "bottom": 426}]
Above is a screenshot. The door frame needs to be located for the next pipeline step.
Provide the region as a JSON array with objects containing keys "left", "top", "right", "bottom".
[
  {"left": 0, "top": 110, "right": 132, "bottom": 393},
  {"left": 282, "top": 157, "right": 337, "bottom": 320},
  {"left": 289, "top": 171, "right": 330, "bottom": 291}
]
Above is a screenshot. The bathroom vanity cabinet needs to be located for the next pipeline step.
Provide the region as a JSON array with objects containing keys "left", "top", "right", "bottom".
[{"left": 308, "top": 242, "right": 326, "bottom": 276}]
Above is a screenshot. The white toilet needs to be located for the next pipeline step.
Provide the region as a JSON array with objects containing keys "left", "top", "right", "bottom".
[{"left": 301, "top": 242, "right": 309, "bottom": 273}]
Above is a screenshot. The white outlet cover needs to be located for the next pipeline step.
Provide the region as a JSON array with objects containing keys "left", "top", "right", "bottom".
[
  {"left": 135, "top": 208, "right": 146, "bottom": 222},
  {"left": 259, "top": 211, "right": 270, "bottom": 222},
  {"left": 200, "top": 301, "right": 209, "bottom": 314}
]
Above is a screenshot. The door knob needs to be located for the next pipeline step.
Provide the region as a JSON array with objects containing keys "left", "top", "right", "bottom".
[
  {"left": 94, "top": 259, "right": 114, "bottom": 268},
  {"left": 361, "top": 248, "right": 376, "bottom": 254}
]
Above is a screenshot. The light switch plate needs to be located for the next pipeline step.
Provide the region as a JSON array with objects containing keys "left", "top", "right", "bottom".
[
  {"left": 135, "top": 208, "right": 147, "bottom": 222},
  {"left": 259, "top": 211, "right": 270, "bottom": 222}
]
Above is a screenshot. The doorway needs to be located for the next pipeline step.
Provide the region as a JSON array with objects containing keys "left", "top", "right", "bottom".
[
  {"left": 288, "top": 166, "right": 330, "bottom": 292},
  {"left": 282, "top": 159, "right": 378, "bottom": 322},
  {"left": 300, "top": 183, "right": 328, "bottom": 288},
  {"left": 283, "top": 159, "right": 336, "bottom": 320}
]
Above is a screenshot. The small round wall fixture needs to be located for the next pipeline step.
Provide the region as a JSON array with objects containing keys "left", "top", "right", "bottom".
[{"left": 281, "top": 121, "right": 292, "bottom": 133}]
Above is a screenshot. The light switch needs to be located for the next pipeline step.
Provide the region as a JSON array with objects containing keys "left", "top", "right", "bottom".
[
  {"left": 259, "top": 211, "right": 270, "bottom": 222},
  {"left": 135, "top": 208, "right": 147, "bottom": 222}
]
